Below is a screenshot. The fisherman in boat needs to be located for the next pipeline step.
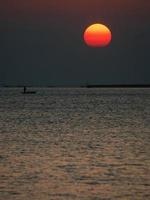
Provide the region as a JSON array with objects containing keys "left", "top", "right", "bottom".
[{"left": 22, "top": 86, "right": 36, "bottom": 94}]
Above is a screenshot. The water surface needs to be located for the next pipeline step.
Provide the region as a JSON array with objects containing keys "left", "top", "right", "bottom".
[{"left": 0, "top": 88, "right": 150, "bottom": 199}]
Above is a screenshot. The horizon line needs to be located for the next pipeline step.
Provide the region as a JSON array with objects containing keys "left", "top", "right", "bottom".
[{"left": 1, "top": 84, "right": 150, "bottom": 88}]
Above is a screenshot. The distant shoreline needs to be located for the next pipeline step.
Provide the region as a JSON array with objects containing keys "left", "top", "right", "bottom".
[
  {"left": 84, "top": 85, "right": 150, "bottom": 88},
  {"left": 1, "top": 85, "right": 150, "bottom": 88}
]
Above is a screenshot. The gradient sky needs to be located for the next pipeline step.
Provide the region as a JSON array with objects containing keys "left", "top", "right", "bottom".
[{"left": 0, "top": 0, "right": 150, "bottom": 86}]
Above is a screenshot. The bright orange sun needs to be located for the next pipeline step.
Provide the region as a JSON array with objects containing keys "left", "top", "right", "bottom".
[{"left": 84, "top": 23, "right": 112, "bottom": 47}]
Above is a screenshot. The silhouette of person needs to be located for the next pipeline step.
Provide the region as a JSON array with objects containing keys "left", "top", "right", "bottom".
[{"left": 24, "top": 86, "right": 27, "bottom": 93}]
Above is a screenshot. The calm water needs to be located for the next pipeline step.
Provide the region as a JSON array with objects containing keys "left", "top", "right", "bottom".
[{"left": 0, "top": 88, "right": 150, "bottom": 200}]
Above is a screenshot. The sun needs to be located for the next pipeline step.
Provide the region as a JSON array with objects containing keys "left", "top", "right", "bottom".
[{"left": 84, "top": 23, "right": 112, "bottom": 47}]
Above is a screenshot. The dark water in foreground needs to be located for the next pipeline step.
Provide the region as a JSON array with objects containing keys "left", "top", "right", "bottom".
[{"left": 0, "top": 88, "right": 150, "bottom": 200}]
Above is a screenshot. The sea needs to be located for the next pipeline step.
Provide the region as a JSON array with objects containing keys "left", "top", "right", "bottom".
[{"left": 0, "top": 87, "right": 150, "bottom": 200}]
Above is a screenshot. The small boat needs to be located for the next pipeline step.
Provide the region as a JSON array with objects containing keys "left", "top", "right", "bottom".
[{"left": 22, "top": 86, "right": 36, "bottom": 94}]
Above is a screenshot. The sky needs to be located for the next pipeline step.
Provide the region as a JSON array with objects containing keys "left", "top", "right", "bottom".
[{"left": 0, "top": 0, "right": 150, "bottom": 86}]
